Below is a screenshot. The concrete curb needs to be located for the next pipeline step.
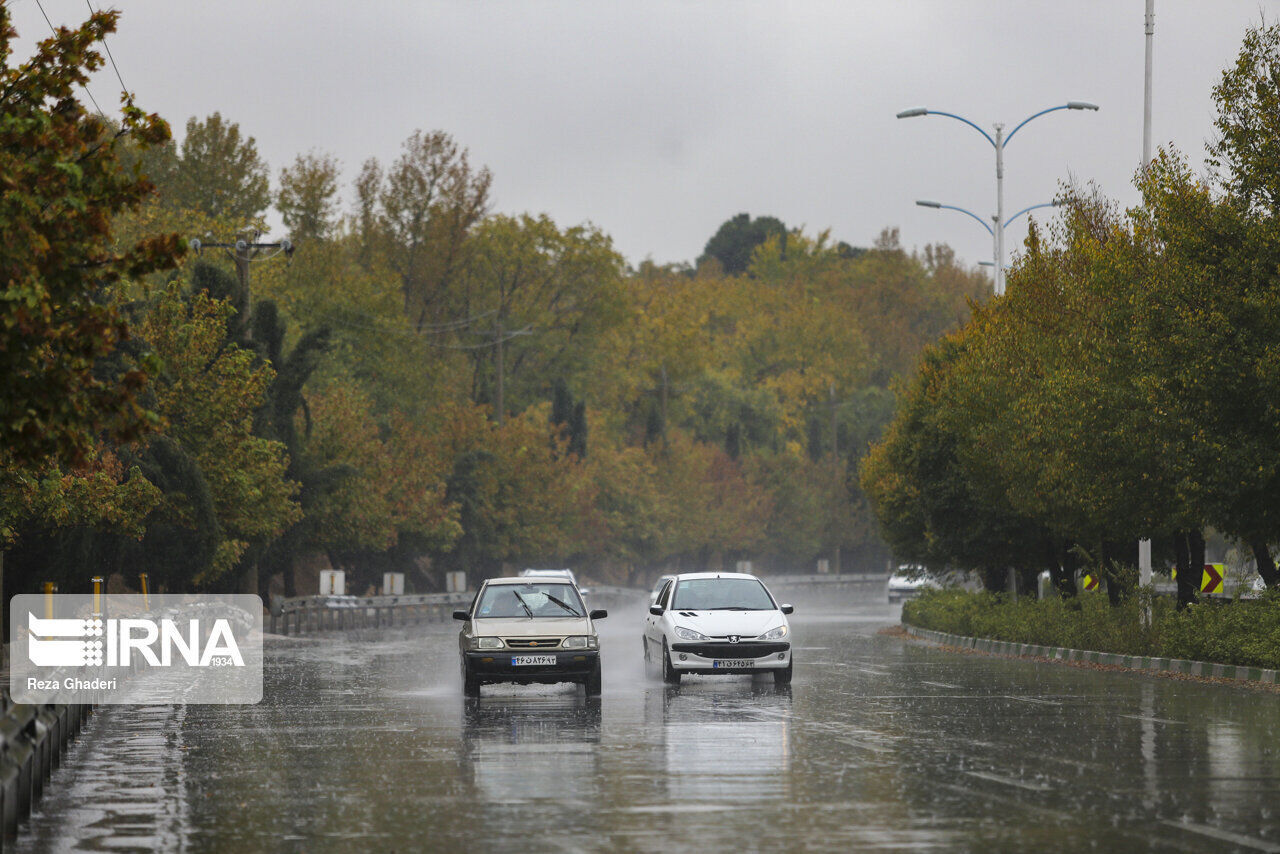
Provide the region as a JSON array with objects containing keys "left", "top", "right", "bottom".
[{"left": 901, "top": 623, "right": 1279, "bottom": 685}]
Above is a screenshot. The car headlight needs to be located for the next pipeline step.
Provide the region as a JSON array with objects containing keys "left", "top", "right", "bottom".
[
  {"left": 474, "top": 636, "right": 504, "bottom": 650},
  {"left": 562, "top": 635, "right": 598, "bottom": 649},
  {"left": 759, "top": 625, "right": 788, "bottom": 640},
  {"left": 673, "top": 626, "right": 709, "bottom": 641}
]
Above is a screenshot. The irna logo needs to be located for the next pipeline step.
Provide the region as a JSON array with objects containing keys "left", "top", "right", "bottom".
[{"left": 27, "top": 613, "right": 244, "bottom": 668}]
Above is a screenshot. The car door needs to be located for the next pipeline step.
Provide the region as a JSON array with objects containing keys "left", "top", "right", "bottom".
[{"left": 645, "top": 580, "right": 673, "bottom": 647}]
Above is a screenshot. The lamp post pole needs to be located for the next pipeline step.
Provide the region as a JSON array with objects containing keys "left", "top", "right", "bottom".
[
  {"left": 916, "top": 200, "right": 1059, "bottom": 279},
  {"left": 898, "top": 102, "right": 1098, "bottom": 295}
]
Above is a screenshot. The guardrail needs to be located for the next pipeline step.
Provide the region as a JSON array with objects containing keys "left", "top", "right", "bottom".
[
  {"left": 763, "top": 573, "right": 889, "bottom": 586},
  {"left": 271, "top": 592, "right": 474, "bottom": 636},
  {"left": 0, "top": 690, "right": 92, "bottom": 846},
  {"left": 271, "top": 585, "right": 645, "bottom": 636}
]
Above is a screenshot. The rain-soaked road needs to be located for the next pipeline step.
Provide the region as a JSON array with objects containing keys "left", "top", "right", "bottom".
[{"left": 16, "top": 588, "right": 1280, "bottom": 853}]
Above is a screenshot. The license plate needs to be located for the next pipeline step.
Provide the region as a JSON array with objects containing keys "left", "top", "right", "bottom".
[
  {"left": 511, "top": 655, "right": 557, "bottom": 666},
  {"left": 712, "top": 659, "right": 754, "bottom": 668}
]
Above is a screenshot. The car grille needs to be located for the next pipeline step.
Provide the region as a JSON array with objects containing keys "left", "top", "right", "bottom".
[
  {"left": 670, "top": 642, "right": 789, "bottom": 658},
  {"left": 504, "top": 637, "right": 562, "bottom": 649}
]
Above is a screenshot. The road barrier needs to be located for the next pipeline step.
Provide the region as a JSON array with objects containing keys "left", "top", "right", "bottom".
[
  {"left": 271, "top": 592, "right": 474, "bottom": 635},
  {"left": 271, "top": 585, "right": 644, "bottom": 636},
  {"left": 764, "top": 573, "right": 889, "bottom": 587},
  {"left": 0, "top": 690, "right": 93, "bottom": 847}
]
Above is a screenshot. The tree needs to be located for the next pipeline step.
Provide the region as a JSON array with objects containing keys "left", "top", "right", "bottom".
[
  {"left": 457, "top": 214, "right": 627, "bottom": 418},
  {"left": 368, "top": 130, "right": 492, "bottom": 330},
  {"left": 0, "top": 8, "right": 181, "bottom": 467},
  {"left": 698, "top": 213, "right": 786, "bottom": 275},
  {"left": 278, "top": 151, "right": 340, "bottom": 242},
  {"left": 165, "top": 112, "right": 271, "bottom": 222}
]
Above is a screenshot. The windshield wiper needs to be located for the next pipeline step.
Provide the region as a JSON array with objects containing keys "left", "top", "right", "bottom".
[
  {"left": 543, "top": 593, "right": 583, "bottom": 617},
  {"left": 511, "top": 591, "right": 534, "bottom": 618}
]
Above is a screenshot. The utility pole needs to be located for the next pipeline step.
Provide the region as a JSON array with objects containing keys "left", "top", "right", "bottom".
[
  {"left": 830, "top": 383, "right": 842, "bottom": 576},
  {"left": 494, "top": 316, "right": 505, "bottom": 426},
  {"left": 1143, "top": 0, "right": 1155, "bottom": 166},
  {"left": 1139, "top": 0, "right": 1155, "bottom": 598},
  {"left": 186, "top": 230, "right": 293, "bottom": 598},
  {"left": 189, "top": 231, "right": 294, "bottom": 337}
]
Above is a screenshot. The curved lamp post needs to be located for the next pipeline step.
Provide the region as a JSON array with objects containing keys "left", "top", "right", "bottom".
[
  {"left": 915, "top": 200, "right": 1060, "bottom": 278},
  {"left": 898, "top": 102, "right": 1098, "bottom": 294}
]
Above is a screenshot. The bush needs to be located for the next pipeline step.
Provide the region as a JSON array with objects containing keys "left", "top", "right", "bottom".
[{"left": 903, "top": 588, "right": 1280, "bottom": 670}]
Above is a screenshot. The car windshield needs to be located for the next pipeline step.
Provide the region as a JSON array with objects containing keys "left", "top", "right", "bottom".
[
  {"left": 474, "top": 582, "right": 585, "bottom": 618},
  {"left": 671, "top": 578, "right": 775, "bottom": 611}
]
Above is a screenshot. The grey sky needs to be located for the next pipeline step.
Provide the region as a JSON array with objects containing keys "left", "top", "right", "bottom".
[{"left": 10, "top": 1, "right": 1276, "bottom": 270}]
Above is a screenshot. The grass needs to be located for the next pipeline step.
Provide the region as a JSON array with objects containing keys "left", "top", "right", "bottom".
[{"left": 902, "top": 587, "right": 1280, "bottom": 670}]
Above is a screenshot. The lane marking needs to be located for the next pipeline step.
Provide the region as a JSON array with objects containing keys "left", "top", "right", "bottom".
[
  {"left": 920, "top": 680, "right": 960, "bottom": 689},
  {"left": 963, "top": 770, "right": 1053, "bottom": 792},
  {"left": 1119, "top": 714, "right": 1185, "bottom": 725},
  {"left": 1005, "top": 695, "right": 1062, "bottom": 706},
  {"left": 1163, "top": 820, "right": 1280, "bottom": 853}
]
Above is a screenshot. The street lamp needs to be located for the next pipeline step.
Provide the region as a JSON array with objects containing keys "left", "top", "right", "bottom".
[
  {"left": 898, "top": 102, "right": 1098, "bottom": 295},
  {"left": 915, "top": 199, "right": 1061, "bottom": 278}
]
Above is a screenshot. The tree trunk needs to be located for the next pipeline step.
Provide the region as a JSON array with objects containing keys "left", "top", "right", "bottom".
[
  {"left": 1250, "top": 538, "right": 1278, "bottom": 589},
  {"left": 1100, "top": 541, "right": 1123, "bottom": 606},
  {"left": 1173, "top": 530, "right": 1197, "bottom": 609},
  {"left": 1055, "top": 540, "right": 1079, "bottom": 597}
]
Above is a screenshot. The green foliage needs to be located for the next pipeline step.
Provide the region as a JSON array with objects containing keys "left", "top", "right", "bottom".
[
  {"left": 0, "top": 7, "right": 181, "bottom": 466},
  {"left": 163, "top": 112, "right": 271, "bottom": 222},
  {"left": 904, "top": 588, "right": 1280, "bottom": 670},
  {"left": 699, "top": 213, "right": 786, "bottom": 275}
]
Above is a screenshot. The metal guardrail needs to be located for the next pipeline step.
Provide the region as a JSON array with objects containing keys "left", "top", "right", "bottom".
[
  {"left": 271, "top": 592, "right": 474, "bottom": 636},
  {"left": 270, "top": 585, "right": 646, "bottom": 636},
  {"left": 0, "top": 690, "right": 92, "bottom": 846},
  {"left": 763, "top": 573, "right": 890, "bottom": 586}
]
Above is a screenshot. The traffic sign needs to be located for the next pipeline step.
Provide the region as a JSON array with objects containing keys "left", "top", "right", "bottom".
[
  {"left": 1201, "top": 563, "right": 1224, "bottom": 594},
  {"left": 1081, "top": 573, "right": 1099, "bottom": 592}
]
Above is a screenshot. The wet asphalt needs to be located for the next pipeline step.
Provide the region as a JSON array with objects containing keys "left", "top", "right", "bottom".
[{"left": 15, "top": 589, "right": 1280, "bottom": 853}]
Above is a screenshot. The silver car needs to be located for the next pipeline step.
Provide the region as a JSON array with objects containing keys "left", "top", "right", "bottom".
[{"left": 455, "top": 577, "right": 607, "bottom": 698}]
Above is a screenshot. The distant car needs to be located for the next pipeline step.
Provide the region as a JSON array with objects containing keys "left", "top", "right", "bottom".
[
  {"left": 321, "top": 595, "right": 360, "bottom": 609},
  {"left": 455, "top": 576, "right": 608, "bottom": 698},
  {"left": 643, "top": 572, "right": 793, "bottom": 686},
  {"left": 887, "top": 568, "right": 935, "bottom": 602},
  {"left": 648, "top": 574, "right": 676, "bottom": 606},
  {"left": 520, "top": 568, "right": 590, "bottom": 596}
]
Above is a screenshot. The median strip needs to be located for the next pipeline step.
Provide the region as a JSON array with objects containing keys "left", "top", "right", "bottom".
[{"left": 901, "top": 623, "right": 1280, "bottom": 686}]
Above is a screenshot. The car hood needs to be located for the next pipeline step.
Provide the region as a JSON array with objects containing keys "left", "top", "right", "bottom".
[
  {"left": 471, "top": 616, "right": 592, "bottom": 637},
  {"left": 668, "top": 610, "right": 784, "bottom": 638}
]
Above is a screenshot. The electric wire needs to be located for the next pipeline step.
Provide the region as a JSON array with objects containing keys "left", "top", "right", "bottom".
[
  {"left": 32, "top": 0, "right": 107, "bottom": 119},
  {"left": 85, "top": 0, "right": 129, "bottom": 99}
]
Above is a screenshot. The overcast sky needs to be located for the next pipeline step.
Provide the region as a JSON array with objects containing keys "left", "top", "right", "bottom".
[{"left": 8, "top": 1, "right": 1277, "bottom": 270}]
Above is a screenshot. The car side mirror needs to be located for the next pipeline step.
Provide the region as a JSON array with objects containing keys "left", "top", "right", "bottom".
[
  {"left": 780, "top": 604, "right": 794, "bottom": 615},
  {"left": 452, "top": 610, "right": 470, "bottom": 621},
  {"left": 649, "top": 605, "right": 663, "bottom": 616},
  {"left": 589, "top": 609, "right": 608, "bottom": 620}
]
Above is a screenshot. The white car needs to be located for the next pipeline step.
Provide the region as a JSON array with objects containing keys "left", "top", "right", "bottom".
[
  {"left": 519, "top": 567, "right": 591, "bottom": 595},
  {"left": 643, "top": 572, "right": 793, "bottom": 686},
  {"left": 648, "top": 574, "right": 676, "bottom": 606},
  {"left": 887, "top": 567, "right": 935, "bottom": 602}
]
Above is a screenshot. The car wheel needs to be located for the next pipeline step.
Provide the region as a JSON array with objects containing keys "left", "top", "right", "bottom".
[
  {"left": 662, "top": 639, "right": 681, "bottom": 685},
  {"left": 773, "top": 658, "right": 792, "bottom": 686},
  {"left": 584, "top": 660, "right": 602, "bottom": 697},
  {"left": 462, "top": 660, "right": 481, "bottom": 698}
]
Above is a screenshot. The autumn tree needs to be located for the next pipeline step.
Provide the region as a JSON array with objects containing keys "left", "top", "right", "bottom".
[
  {"left": 162, "top": 112, "right": 271, "bottom": 222},
  {"left": 360, "top": 130, "right": 492, "bottom": 330},
  {"left": 278, "top": 151, "right": 340, "bottom": 242},
  {"left": 0, "top": 7, "right": 181, "bottom": 466},
  {"left": 699, "top": 213, "right": 786, "bottom": 275}
]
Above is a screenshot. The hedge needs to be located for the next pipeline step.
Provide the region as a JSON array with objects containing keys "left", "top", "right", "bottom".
[{"left": 902, "top": 587, "right": 1280, "bottom": 670}]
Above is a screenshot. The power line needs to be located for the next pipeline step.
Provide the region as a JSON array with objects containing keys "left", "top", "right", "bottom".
[
  {"left": 32, "top": 0, "right": 107, "bottom": 119},
  {"left": 84, "top": 0, "right": 129, "bottom": 98}
]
